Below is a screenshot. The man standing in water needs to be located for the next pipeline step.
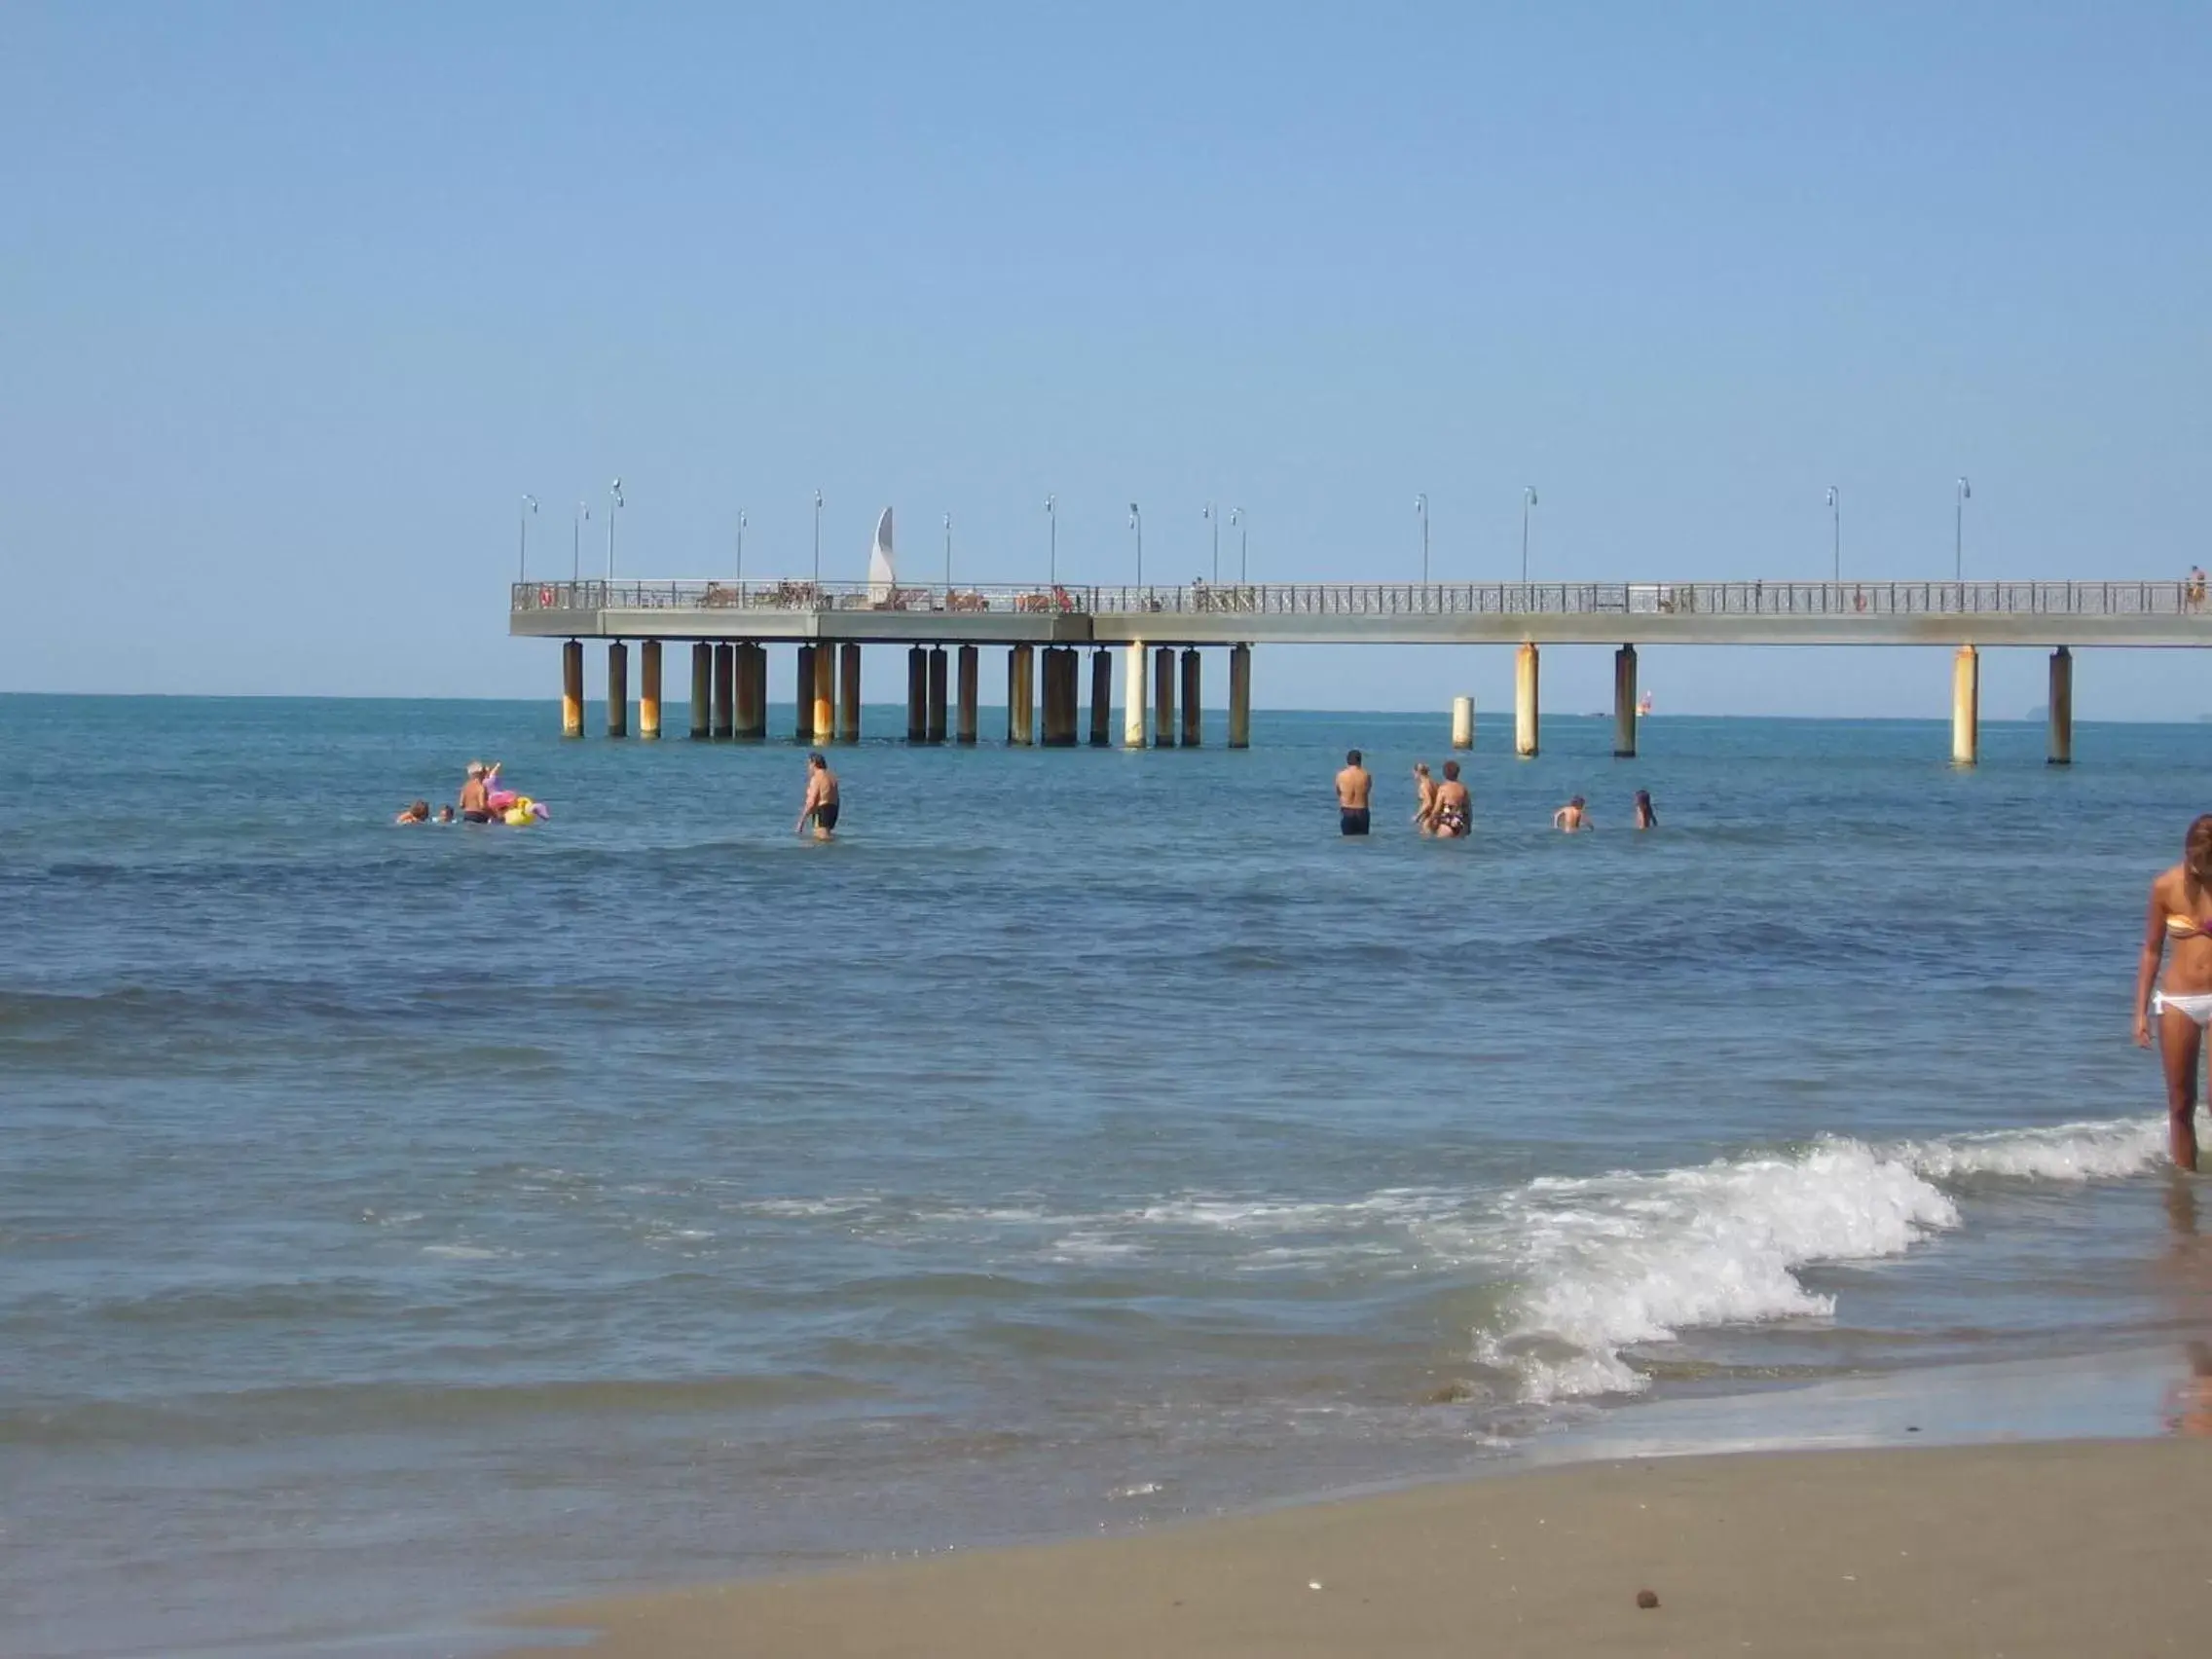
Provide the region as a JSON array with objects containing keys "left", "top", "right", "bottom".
[
  {"left": 1335, "top": 750, "right": 1372, "bottom": 836},
  {"left": 795, "top": 752, "right": 840, "bottom": 841}
]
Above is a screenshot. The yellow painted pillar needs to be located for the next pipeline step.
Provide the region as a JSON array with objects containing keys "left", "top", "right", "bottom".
[
  {"left": 1093, "top": 649, "right": 1117, "bottom": 748},
  {"left": 928, "top": 646, "right": 949, "bottom": 744},
  {"left": 1228, "top": 644, "right": 1251, "bottom": 749},
  {"left": 1451, "top": 695, "right": 1474, "bottom": 750},
  {"left": 606, "top": 642, "right": 629, "bottom": 738},
  {"left": 955, "top": 645, "right": 978, "bottom": 745},
  {"left": 2048, "top": 646, "right": 2073, "bottom": 766},
  {"left": 689, "top": 643, "right": 712, "bottom": 740},
  {"left": 1612, "top": 645, "right": 1638, "bottom": 759},
  {"left": 1952, "top": 644, "right": 1979, "bottom": 767},
  {"left": 794, "top": 645, "right": 817, "bottom": 743},
  {"left": 639, "top": 641, "right": 662, "bottom": 740},
  {"left": 1154, "top": 645, "right": 1177, "bottom": 749},
  {"left": 1514, "top": 643, "right": 1539, "bottom": 758},
  {"left": 812, "top": 640, "right": 836, "bottom": 745},
  {"left": 837, "top": 643, "right": 862, "bottom": 743},
  {"left": 1124, "top": 640, "right": 1148, "bottom": 748},
  {"left": 1180, "top": 648, "right": 1201, "bottom": 747},
  {"left": 562, "top": 639, "right": 583, "bottom": 738}
]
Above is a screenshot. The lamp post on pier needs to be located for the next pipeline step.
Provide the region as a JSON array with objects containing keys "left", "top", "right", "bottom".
[
  {"left": 1046, "top": 495, "right": 1057, "bottom": 585},
  {"left": 736, "top": 511, "right": 747, "bottom": 584},
  {"left": 812, "top": 490, "right": 824, "bottom": 582},
  {"left": 1521, "top": 487, "right": 1538, "bottom": 585},
  {"left": 518, "top": 495, "right": 537, "bottom": 580},
  {"left": 1955, "top": 476, "right": 1972, "bottom": 582},
  {"left": 606, "top": 478, "right": 623, "bottom": 579},
  {"left": 942, "top": 513, "right": 953, "bottom": 586},
  {"left": 1826, "top": 487, "right": 1840, "bottom": 582},
  {"left": 1415, "top": 494, "right": 1429, "bottom": 584},
  {"left": 1128, "top": 502, "right": 1143, "bottom": 588}
]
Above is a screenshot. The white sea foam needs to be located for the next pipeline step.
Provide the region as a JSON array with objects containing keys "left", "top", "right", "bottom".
[{"left": 1477, "top": 1117, "right": 2165, "bottom": 1402}]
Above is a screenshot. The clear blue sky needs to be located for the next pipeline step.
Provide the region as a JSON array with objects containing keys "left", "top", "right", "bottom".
[{"left": 3, "top": 1, "right": 2205, "bottom": 718}]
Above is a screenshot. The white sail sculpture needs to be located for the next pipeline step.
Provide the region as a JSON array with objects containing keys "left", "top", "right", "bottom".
[{"left": 866, "top": 507, "right": 896, "bottom": 607}]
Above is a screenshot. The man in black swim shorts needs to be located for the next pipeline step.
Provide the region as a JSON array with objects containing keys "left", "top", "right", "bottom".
[
  {"left": 796, "top": 752, "right": 841, "bottom": 841},
  {"left": 1335, "top": 748, "right": 1372, "bottom": 835}
]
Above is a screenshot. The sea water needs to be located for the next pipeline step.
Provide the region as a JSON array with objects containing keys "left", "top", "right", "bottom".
[{"left": 4, "top": 693, "right": 2209, "bottom": 1658}]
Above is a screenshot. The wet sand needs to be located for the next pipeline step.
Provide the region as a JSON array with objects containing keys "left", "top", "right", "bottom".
[{"left": 503, "top": 1437, "right": 2212, "bottom": 1658}]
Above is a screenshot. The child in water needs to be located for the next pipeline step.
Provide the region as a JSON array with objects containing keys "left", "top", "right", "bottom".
[{"left": 394, "top": 800, "right": 430, "bottom": 825}]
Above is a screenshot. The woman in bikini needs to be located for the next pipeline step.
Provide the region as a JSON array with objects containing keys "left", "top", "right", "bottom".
[{"left": 2135, "top": 814, "right": 2212, "bottom": 1169}]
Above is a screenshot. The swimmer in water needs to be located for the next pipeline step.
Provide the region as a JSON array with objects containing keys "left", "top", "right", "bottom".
[
  {"left": 1335, "top": 750, "right": 1372, "bottom": 836},
  {"left": 437, "top": 805, "right": 455, "bottom": 825},
  {"left": 394, "top": 799, "right": 430, "bottom": 825},
  {"left": 459, "top": 763, "right": 493, "bottom": 824},
  {"left": 1553, "top": 796, "right": 1590, "bottom": 832},
  {"left": 795, "top": 752, "right": 840, "bottom": 840},
  {"left": 1633, "top": 790, "right": 1657, "bottom": 830},
  {"left": 1431, "top": 761, "right": 1471, "bottom": 838},
  {"left": 1411, "top": 762, "right": 1438, "bottom": 834},
  {"left": 2134, "top": 813, "right": 2212, "bottom": 1169}
]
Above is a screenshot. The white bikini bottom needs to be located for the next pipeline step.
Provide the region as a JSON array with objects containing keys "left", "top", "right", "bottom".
[{"left": 2155, "top": 990, "right": 2212, "bottom": 1026}]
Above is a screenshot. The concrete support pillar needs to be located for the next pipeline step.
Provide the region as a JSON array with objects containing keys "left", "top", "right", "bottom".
[
  {"left": 812, "top": 642, "right": 836, "bottom": 746},
  {"left": 606, "top": 642, "right": 629, "bottom": 738},
  {"left": 1154, "top": 645, "right": 1177, "bottom": 748},
  {"left": 711, "top": 644, "right": 734, "bottom": 739},
  {"left": 837, "top": 643, "right": 862, "bottom": 744},
  {"left": 1180, "top": 648, "right": 1202, "bottom": 747},
  {"left": 956, "top": 645, "right": 979, "bottom": 745},
  {"left": 1090, "top": 649, "right": 1113, "bottom": 748},
  {"left": 2047, "top": 647, "right": 2073, "bottom": 766},
  {"left": 1452, "top": 695, "right": 1474, "bottom": 750},
  {"left": 1228, "top": 644, "right": 1251, "bottom": 749},
  {"left": 1612, "top": 645, "right": 1638, "bottom": 759},
  {"left": 1008, "top": 644, "right": 1036, "bottom": 745},
  {"left": 1952, "top": 645, "right": 1979, "bottom": 767},
  {"left": 562, "top": 639, "right": 584, "bottom": 738},
  {"left": 639, "top": 640, "right": 662, "bottom": 740},
  {"left": 928, "top": 647, "right": 949, "bottom": 744},
  {"left": 1051, "top": 648, "right": 1082, "bottom": 747},
  {"left": 690, "top": 643, "right": 713, "bottom": 740},
  {"left": 906, "top": 645, "right": 929, "bottom": 743},
  {"left": 1514, "top": 644, "right": 1539, "bottom": 758},
  {"left": 1124, "top": 642, "right": 1149, "bottom": 748},
  {"left": 743, "top": 645, "right": 769, "bottom": 739},
  {"left": 794, "top": 645, "right": 817, "bottom": 743}
]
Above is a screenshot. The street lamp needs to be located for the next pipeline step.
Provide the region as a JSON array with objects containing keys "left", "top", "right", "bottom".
[
  {"left": 1521, "top": 486, "right": 1538, "bottom": 584},
  {"left": 1415, "top": 494, "right": 1429, "bottom": 584},
  {"left": 518, "top": 495, "right": 537, "bottom": 581},
  {"left": 736, "top": 511, "right": 748, "bottom": 584},
  {"left": 1230, "top": 507, "right": 1246, "bottom": 582},
  {"left": 572, "top": 500, "right": 589, "bottom": 582},
  {"left": 1954, "top": 476, "right": 1972, "bottom": 582},
  {"left": 812, "top": 490, "right": 824, "bottom": 582},
  {"left": 1826, "top": 487, "right": 1840, "bottom": 583},
  {"left": 1046, "top": 495, "right": 1057, "bottom": 584},
  {"left": 1204, "top": 502, "right": 1218, "bottom": 583},
  {"left": 607, "top": 478, "right": 623, "bottom": 580},
  {"left": 1128, "top": 502, "right": 1143, "bottom": 588},
  {"left": 942, "top": 513, "right": 953, "bottom": 586}
]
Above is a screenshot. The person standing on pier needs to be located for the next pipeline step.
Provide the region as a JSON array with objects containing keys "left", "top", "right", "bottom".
[
  {"left": 1336, "top": 751, "right": 1372, "bottom": 837},
  {"left": 796, "top": 752, "right": 841, "bottom": 841},
  {"left": 1431, "top": 762, "right": 1471, "bottom": 838}
]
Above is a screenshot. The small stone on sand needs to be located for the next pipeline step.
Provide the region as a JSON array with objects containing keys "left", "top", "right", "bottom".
[{"left": 1637, "top": 1589, "right": 1660, "bottom": 1609}]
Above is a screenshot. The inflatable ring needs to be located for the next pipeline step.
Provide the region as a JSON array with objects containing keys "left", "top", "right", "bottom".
[{"left": 537, "top": 585, "right": 555, "bottom": 608}]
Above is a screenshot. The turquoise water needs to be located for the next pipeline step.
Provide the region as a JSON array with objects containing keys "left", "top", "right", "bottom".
[{"left": 4, "top": 692, "right": 2209, "bottom": 1657}]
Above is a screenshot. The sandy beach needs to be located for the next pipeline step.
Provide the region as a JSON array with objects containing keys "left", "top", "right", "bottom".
[{"left": 502, "top": 1436, "right": 2212, "bottom": 1658}]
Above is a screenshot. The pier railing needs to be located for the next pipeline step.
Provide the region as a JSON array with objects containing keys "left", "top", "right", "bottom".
[{"left": 514, "top": 578, "right": 2209, "bottom": 619}]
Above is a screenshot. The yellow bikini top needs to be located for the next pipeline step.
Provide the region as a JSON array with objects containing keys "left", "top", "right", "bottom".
[{"left": 2169, "top": 916, "right": 2212, "bottom": 940}]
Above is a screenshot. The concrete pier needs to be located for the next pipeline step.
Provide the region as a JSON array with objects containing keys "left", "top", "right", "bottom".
[
  {"left": 1008, "top": 644, "right": 1035, "bottom": 745},
  {"left": 906, "top": 646, "right": 928, "bottom": 743},
  {"left": 1228, "top": 644, "right": 1251, "bottom": 749},
  {"left": 812, "top": 643, "right": 836, "bottom": 745},
  {"left": 837, "top": 644, "right": 862, "bottom": 743},
  {"left": 1180, "top": 648, "right": 1202, "bottom": 747},
  {"left": 562, "top": 639, "right": 583, "bottom": 738},
  {"left": 690, "top": 643, "right": 712, "bottom": 740},
  {"left": 794, "top": 645, "right": 817, "bottom": 743},
  {"left": 1037, "top": 648, "right": 1065, "bottom": 746},
  {"left": 711, "top": 643, "right": 734, "bottom": 739},
  {"left": 607, "top": 642, "right": 629, "bottom": 738},
  {"left": 1952, "top": 645, "right": 1979, "bottom": 767},
  {"left": 1124, "top": 642, "right": 1148, "bottom": 748},
  {"left": 1452, "top": 695, "right": 1474, "bottom": 750},
  {"left": 1154, "top": 645, "right": 1177, "bottom": 749},
  {"left": 928, "top": 646, "right": 949, "bottom": 744},
  {"left": 1514, "top": 643, "right": 1539, "bottom": 758},
  {"left": 1091, "top": 649, "right": 1113, "bottom": 747},
  {"left": 735, "top": 644, "right": 766, "bottom": 740},
  {"left": 1613, "top": 645, "right": 1638, "bottom": 759},
  {"left": 956, "top": 645, "right": 978, "bottom": 744},
  {"left": 2048, "top": 646, "right": 2073, "bottom": 766},
  {"left": 639, "top": 640, "right": 662, "bottom": 740}
]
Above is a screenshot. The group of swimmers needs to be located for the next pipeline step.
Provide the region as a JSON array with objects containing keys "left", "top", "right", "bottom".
[
  {"left": 1332, "top": 750, "right": 1658, "bottom": 839},
  {"left": 394, "top": 761, "right": 548, "bottom": 827}
]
